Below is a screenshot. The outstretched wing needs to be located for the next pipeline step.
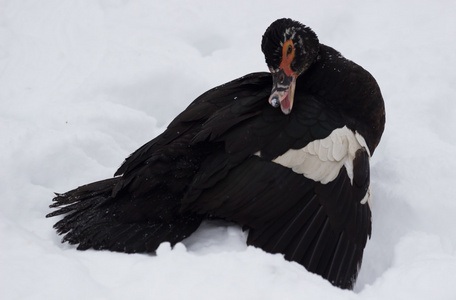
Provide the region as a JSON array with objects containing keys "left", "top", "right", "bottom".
[
  {"left": 114, "top": 72, "right": 272, "bottom": 178},
  {"left": 182, "top": 93, "right": 372, "bottom": 289},
  {"left": 106, "top": 72, "right": 275, "bottom": 221},
  {"left": 47, "top": 73, "right": 273, "bottom": 253}
]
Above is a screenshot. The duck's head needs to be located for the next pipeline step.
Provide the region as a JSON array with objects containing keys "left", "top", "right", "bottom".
[{"left": 261, "top": 18, "right": 319, "bottom": 114}]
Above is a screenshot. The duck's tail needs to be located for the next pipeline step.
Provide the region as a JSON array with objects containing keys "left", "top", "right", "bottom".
[{"left": 47, "top": 177, "right": 203, "bottom": 253}]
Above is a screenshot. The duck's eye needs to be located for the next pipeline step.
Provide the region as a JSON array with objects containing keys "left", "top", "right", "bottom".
[
  {"left": 279, "top": 73, "right": 285, "bottom": 83},
  {"left": 287, "top": 44, "right": 293, "bottom": 55}
]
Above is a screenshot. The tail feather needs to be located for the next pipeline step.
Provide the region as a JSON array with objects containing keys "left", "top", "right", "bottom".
[
  {"left": 47, "top": 177, "right": 203, "bottom": 253},
  {"left": 47, "top": 178, "right": 118, "bottom": 215}
]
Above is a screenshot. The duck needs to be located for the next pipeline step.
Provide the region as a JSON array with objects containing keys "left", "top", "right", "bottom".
[{"left": 47, "top": 18, "right": 385, "bottom": 289}]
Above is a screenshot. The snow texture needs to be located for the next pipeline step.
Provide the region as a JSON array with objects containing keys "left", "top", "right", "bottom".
[{"left": 1, "top": 0, "right": 456, "bottom": 299}]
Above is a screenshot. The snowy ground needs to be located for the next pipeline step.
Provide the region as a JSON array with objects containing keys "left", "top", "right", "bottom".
[{"left": 2, "top": 0, "right": 456, "bottom": 299}]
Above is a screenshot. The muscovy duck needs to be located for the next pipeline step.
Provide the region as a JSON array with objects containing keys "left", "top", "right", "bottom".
[{"left": 47, "top": 18, "right": 385, "bottom": 289}]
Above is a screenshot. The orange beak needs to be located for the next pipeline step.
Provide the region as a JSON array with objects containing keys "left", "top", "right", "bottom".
[
  {"left": 268, "top": 71, "right": 297, "bottom": 115},
  {"left": 268, "top": 40, "right": 297, "bottom": 115}
]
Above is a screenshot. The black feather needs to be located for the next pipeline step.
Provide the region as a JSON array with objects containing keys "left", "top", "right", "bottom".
[{"left": 47, "top": 19, "right": 385, "bottom": 290}]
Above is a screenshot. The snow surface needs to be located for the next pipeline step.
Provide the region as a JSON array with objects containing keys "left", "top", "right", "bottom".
[{"left": 2, "top": 0, "right": 456, "bottom": 299}]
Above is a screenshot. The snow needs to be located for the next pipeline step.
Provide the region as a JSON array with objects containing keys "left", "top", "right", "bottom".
[{"left": 1, "top": 0, "right": 456, "bottom": 299}]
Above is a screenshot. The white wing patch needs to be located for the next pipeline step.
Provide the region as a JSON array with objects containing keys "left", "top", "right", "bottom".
[{"left": 269, "top": 126, "right": 370, "bottom": 185}]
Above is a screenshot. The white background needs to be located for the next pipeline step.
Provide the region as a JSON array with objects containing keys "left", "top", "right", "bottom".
[{"left": 1, "top": 0, "right": 456, "bottom": 299}]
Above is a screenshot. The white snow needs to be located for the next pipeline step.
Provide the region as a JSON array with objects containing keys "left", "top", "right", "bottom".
[{"left": 1, "top": 0, "right": 456, "bottom": 299}]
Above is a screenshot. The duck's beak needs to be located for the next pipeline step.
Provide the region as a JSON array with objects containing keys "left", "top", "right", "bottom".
[{"left": 268, "top": 70, "right": 297, "bottom": 115}]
